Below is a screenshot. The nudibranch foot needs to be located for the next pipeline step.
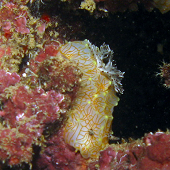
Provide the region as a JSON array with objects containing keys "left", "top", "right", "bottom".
[{"left": 57, "top": 40, "right": 124, "bottom": 159}]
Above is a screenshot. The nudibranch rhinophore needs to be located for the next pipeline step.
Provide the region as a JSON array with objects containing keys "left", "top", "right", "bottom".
[{"left": 58, "top": 40, "right": 124, "bottom": 158}]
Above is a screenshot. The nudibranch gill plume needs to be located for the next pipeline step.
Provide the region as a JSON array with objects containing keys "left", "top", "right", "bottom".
[{"left": 57, "top": 40, "right": 124, "bottom": 158}]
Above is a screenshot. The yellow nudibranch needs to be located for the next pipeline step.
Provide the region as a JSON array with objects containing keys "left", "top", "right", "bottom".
[{"left": 58, "top": 40, "right": 124, "bottom": 158}]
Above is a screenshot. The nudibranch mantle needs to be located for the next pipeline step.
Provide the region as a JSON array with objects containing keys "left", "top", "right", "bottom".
[{"left": 58, "top": 40, "right": 124, "bottom": 158}]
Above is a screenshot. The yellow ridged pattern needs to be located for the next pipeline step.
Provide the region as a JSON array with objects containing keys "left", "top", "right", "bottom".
[{"left": 58, "top": 40, "right": 119, "bottom": 158}]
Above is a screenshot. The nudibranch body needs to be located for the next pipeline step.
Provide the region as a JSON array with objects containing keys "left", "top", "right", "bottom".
[{"left": 58, "top": 40, "right": 124, "bottom": 158}]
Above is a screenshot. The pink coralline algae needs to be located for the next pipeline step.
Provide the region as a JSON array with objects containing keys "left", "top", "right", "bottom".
[
  {"left": 15, "top": 17, "right": 30, "bottom": 34},
  {"left": 33, "top": 131, "right": 170, "bottom": 170},
  {"left": 92, "top": 132, "right": 170, "bottom": 170},
  {"left": 0, "top": 127, "right": 33, "bottom": 166},
  {"left": 0, "top": 30, "right": 83, "bottom": 166},
  {"left": 0, "top": 68, "right": 77, "bottom": 165},
  {"left": 0, "top": 1, "right": 82, "bottom": 165},
  {"left": 0, "top": 70, "right": 20, "bottom": 95},
  {"left": 25, "top": 41, "right": 82, "bottom": 101},
  {"left": 3, "top": 86, "right": 67, "bottom": 128},
  {"left": 0, "top": 2, "right": 30, "bottom": 35},
  {"left": 0, "top": 25, "right": 82, "bottom": 166},
  {"left": 34, "top": 130, "right": 88, "bottom": 170},
  {"left": 0, "top": 0, "right": 56, "bottom": 72}
]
